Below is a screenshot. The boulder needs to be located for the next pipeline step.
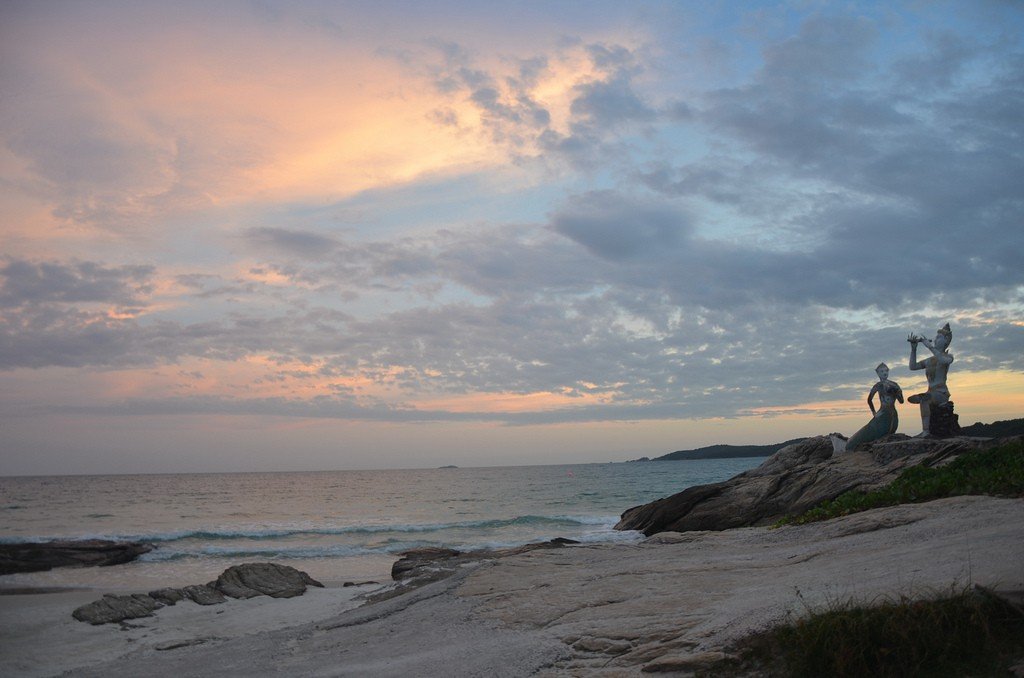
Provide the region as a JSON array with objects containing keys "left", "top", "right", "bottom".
[
  {"left": 72, "top": 593, "right": 163, "bottom": 625},
  {"left": 0, "top": 539, "right": 154, "bottom": 575},
  {"left": 615, "top": 434, "right": 1018, "bottom": 536},
  {"left": 214, "top": 562, "right": 323, "bottom": 599}
]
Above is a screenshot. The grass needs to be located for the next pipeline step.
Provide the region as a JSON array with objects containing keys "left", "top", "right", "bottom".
[
  {"left": 717, "top": 587, "right": 1024, "bottom": 678},
  {"left": 776, "top": 441, "right": 1024, "bottom": 526},
  {"left": 704, "top": 442, "right": 1024, "bottom": 676}
]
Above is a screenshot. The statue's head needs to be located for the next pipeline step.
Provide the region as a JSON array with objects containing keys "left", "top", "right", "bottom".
[
  {"left": 875, "top": 362, "right": 889, "bottom": 380},
  {"left": 935, "top": 323, "right": 952, "bottom": 351}
]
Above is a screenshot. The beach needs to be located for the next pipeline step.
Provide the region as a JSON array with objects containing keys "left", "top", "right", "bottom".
[{"left": 3, "top": 494, "right": 1021, "bottom": 676}]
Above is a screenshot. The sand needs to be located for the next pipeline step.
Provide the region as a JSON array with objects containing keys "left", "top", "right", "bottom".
[
  {"left": 2, "top": 495, "right": 1022, "bottom": 677},
  {"left": 0, "top": 584, "right": 373, "bottom": 677}
]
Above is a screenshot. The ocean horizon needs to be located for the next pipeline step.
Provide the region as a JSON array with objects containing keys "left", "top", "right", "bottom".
[{"left": 0, "top": 458, "right": 764, "bottom": 591}]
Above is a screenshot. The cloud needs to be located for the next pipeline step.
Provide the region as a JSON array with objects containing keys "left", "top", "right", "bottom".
[
  {"left": 0, "top": 258, "right": 154, "bottom": 307},
  {"left": 551, "top": 190, "right": 690, "bottom": 261},
  {"left": 245, "top": 227, "right": 340, "bottom": 258}
]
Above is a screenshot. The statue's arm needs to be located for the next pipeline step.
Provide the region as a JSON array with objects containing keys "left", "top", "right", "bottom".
[
  {"left": 908, "top": 338, "right": 925, "bottom": 370},
  {"left": 867, "top": 383, "right": 879, "bottom": 415},
  {"left": 895, "top": 383, "right": 904, "bottom": 404}
]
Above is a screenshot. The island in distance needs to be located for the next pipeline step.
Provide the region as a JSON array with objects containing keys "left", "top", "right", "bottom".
[{"left": 628, "top": 417, "right": 1024, "bottom": 462}]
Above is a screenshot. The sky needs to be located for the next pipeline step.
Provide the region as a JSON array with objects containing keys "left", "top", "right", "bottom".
[{"left": 1, "top": 0, "right": 1023, "bottom": 475}]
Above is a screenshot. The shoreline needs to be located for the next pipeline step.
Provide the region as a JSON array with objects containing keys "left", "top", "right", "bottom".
[{"left": 3, "top": 494, "right": 1021, "bottom": 676}]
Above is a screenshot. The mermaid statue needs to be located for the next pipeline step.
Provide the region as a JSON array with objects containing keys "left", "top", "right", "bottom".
[{"left": 833, "top": 363, "right": 904, "bottom": 452}]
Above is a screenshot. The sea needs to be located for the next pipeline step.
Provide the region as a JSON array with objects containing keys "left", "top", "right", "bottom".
[{"left": 0, "top": 459, "right": 763, "bottom": 591}]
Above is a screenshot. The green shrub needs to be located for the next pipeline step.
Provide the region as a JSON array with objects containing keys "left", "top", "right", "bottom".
[
  {"left": 729, "top": 587, "right": 1024, "bottom": 678},
  {"left": 777, "top": 442, "right": 1024, "bottom": 526}
]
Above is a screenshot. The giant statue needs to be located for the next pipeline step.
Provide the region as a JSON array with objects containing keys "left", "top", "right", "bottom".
[{"left": 907, "top": 323, "right": 960, "bottom": 437}]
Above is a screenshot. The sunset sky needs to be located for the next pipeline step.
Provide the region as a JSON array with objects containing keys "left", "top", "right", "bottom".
[{"left": 2, "top": 1, "right": 1023, "bottom": 475}]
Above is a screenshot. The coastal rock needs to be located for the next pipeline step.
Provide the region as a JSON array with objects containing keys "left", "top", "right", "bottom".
[
  {"left": 215, "top": 562, "right": 324, "bottom": 599},
  {"left": 148, "top": 587, "right": 185, "bottom": 605},
  {"left": 384, "top": 539, "right": 581, "bottom": 597},
  {"left": 0, "top": 539, "right": 154, "bottom": 575},
  {"left": 391, "top": 540, "right": 581, "bottom": 582},
  {"left": 391, "top": 547, "right": 462, "bottom": 581},
  {"left": 615, "top": 434, "right": 1018, "bottom": 535},
  {"left": 72, "top": 562, "right": 322, "bottom": 624},
  {"left": 642, "top": 651, "right": 731, "bottom": 673},
  {"left": 72, "top": 593, "right": 163, "bottom": 625},
  {"left": 180, "top": 584, "right": 228, "bottom": 605}
]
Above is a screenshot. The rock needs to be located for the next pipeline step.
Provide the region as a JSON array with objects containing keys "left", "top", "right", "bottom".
[
  {"left": 73, "top": 562, "right": 327, "bottom": 624},
  {"left": 391, "top": 547, "right": 462, "bottom": 581},
  {"left": 642, "top": 651, "right": 731, "bottom": 673},
  {"left": 155, "top": 638, "right": 217, "bottom": 651},
  {"left": 573, "top": 637, "right": 632, "bottom": 655},
  {"left": 180, "top": 584, "right": 227, "bottom": 605},
  {"left": 0, "top": 539, "right": 154, "bottom": 575},
  {"left": 391, "top": 539, "right": 581, "bottom": 584},
  {"left": 615, "top": 434, "right": 1021, "bottom": 536},
  {"left": 72, "top": 593, "right": 163, "bottom": 625},
  {"left": 369, "top": 538, "right": 584, "bottom": 603},
  {"left": 214, "top": 563, "right": 323, "bottom": 599},
  {"left": 148, "top": 587, "right": 185, "bottom": 605}
]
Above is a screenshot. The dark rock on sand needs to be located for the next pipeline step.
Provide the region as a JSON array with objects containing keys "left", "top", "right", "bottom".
[
  {"left": 72, "top": 593, "right": 163, "bottom": 625},
  {"left": 0, "top": 539, "right": 154, "bottom": 575},
  {"left": 72, "top": 562, "right": 322, "bottom": 624},
  {"left": 215, "top": 562, "right": 324, "bottom": 599},
  {"left": 148, "top": 587, "right": 186, "bottom": 605},
  {"left": 616, "top": 434, "right": 1019, "bottom": 536},
  {"left": 180, "top": 584, "right": 228, "bottom": 605}
]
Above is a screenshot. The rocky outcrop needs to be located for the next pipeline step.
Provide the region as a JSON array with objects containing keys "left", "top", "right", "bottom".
[
  {"left": 615, "top": 434, "right": 1018, "bottom": 536},
  {"left": 374, "top": 538, "right": 581, "bottom": 602},
  {"left": 0, "top": 539, "right": 154, "bottom": 575},
  {"left": 72, "top": 562, "right": 323, "bottom": 624}
]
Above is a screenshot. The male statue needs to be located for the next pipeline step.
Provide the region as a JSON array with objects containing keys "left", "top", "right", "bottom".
[{"left": 907, "top": 323, "right": 959, "bottom": 437}]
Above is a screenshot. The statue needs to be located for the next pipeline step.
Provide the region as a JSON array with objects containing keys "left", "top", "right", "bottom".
[
  {"left": 839, "top": 363, "right": 904, "bottom": 452},
  {"left": 907, "top": 323, "right": 960, "bottom": 437}
]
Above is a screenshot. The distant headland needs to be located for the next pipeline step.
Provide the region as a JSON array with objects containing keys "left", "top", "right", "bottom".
[{"left": 628, "top": 417, "right": 1024, "bottom": 462}]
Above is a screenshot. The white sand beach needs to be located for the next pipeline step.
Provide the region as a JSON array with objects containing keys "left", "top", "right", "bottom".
[{"left": 2, "top": 495, "right": 1022, "bottom": 677}]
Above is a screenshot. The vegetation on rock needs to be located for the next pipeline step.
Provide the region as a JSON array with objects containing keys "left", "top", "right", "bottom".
[{"left": 776, "top": 441, "right": 1024, "bottom": 526}]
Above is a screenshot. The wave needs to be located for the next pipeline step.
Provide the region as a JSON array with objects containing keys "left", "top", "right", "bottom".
[
  {"left": 139, "top": 525, "right": 641, "bottom": 563},
  {"left": 139, "top": 543, "right": 389, "bottom": 562},
  {"left": 0, "top": 514, "right": 621, "bottom": 546}
]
